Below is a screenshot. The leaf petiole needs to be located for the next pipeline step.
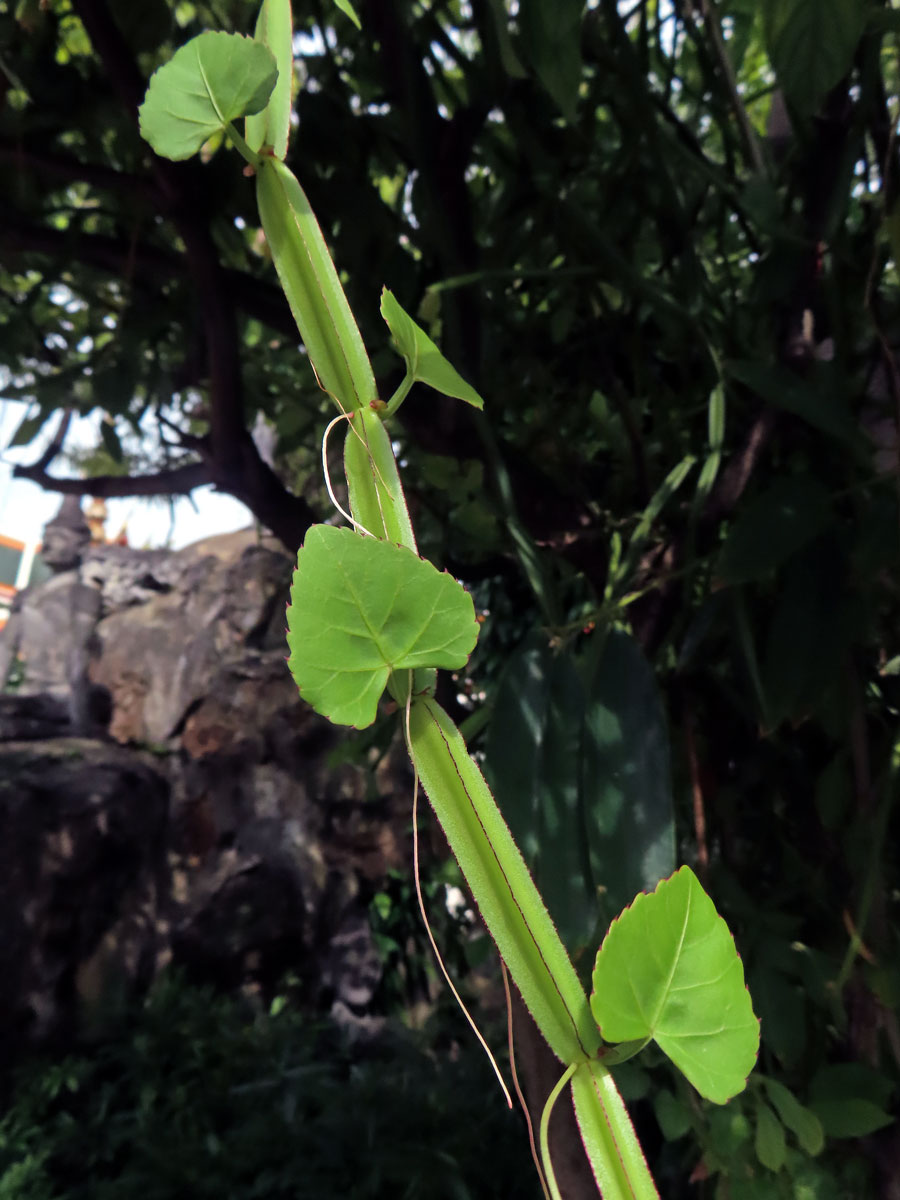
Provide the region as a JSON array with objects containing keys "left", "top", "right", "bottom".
[
  {"left": 225, "top": 121, "right": 264, "bottom": 169},
  {"left": 384, "top": 370, "right": 415, "bottom": 416}
]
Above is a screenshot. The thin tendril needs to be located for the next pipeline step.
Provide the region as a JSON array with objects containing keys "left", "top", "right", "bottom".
[
  {"left": 539, "top": 1063, "right": 578, "bottom": 1200},
  {"left": 502, "top": 961, "right": 551, "bottom": 1200},
  {"left": 321, "top": 413, "right": 376, "bottom": 538},
  {"left": 404, "top": 687, "right": 512, "bottom": 1110}
]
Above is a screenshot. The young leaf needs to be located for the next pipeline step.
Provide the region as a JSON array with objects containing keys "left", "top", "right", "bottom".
[
  {"left": 245, "top": 0, "right": 293, "bottom": 159},
  {"left": 332, "top": 0, "right": 361, "bottom": 28},
  {"left": 754, "top": 1100, "right": 787, "bottom": 1172},
  {"left": 590, "top": 866, "right": 759, "bottom": 1104},
  {"left": 139, "top": 31, "right": 277, "bottom": 161},
  {"left": 381, "top": 288, "right": 484, "bottom": 409},
  {"left": 286, "top": 525, "right": 478, "bottom": 728}
]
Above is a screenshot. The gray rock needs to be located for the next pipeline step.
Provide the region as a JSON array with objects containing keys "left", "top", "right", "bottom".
[{"left": 0, "top": 738, "right": 169, "bottom": 1064}]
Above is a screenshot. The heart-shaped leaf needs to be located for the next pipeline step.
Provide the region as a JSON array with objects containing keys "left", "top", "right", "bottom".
[
  {"left": 140, "top": 31, "right": 277, "bottom": 161},
  {"left": 381, "top": 288, "right": 483, "bottom": 409},
  {"left": 591, "top": 866, "right": 759, "bottom": 1104},
  {"left": 286, "top": 525, "right": 478, "bottom": 728}
]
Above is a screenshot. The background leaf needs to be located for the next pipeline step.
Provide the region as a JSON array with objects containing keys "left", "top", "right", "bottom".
[
  {"left": 754, "top": 1099, "right": 787, "bottom": 1171},
  {"left": 580, "top": 630, "right": 677, "bottom": 927},
  {"left": 286, "top": 525, "right": 478, "bottom": 728},
  {"left": 761, "top": 1077, "right": 824, "bottom": 1157},
  {"left": 715, "top": 477, "right": 833, "bottom": 585},
  {"left": 590, "top": 866, "right": 759, "bottom": 1103},
  {"left": 762, "top": 0, "right": 865, "bottom": 115},
  {"left": 517, "top": 0, "right": 583, "bottom": 119},
  {"left": 484, "top": 630, "right": 675, "bottom": 956},
  {"left": 139, "top": 31, "right": 277, "bottom": 160}
]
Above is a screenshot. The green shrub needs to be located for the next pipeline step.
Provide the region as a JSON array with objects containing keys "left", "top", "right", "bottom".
[{"left": 0, "top": 973, "right": 539, "bottom": 1200}]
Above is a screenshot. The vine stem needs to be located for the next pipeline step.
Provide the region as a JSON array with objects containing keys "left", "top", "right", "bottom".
[{"left": 404, "top": 686, "right": 513, "bottom": 1109}]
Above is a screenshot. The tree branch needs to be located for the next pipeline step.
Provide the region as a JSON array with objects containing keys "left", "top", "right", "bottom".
[
  {"left": 34, "top": 408, "right": 73, "bottom": 473},
  {"left": 1, "top": 213, "right": 297, "bottom": 338},
  {"left": 0, "top": 140, "right": 163, "bottom": 205},
  {"left": 13, "top": 460, "right": 211, "bottom": 497}
]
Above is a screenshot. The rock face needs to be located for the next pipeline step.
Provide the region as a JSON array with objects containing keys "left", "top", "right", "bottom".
[
  {"left": 0, "top": 738, "right": 169, "bottom": 1069},
  {"left": 0, "top": 524, "right": 412, "bottom": 1056}
]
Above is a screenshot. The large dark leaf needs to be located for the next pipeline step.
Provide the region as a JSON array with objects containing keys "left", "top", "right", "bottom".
[
  {"left": 485, "top": 629, "right": 675, "bottom": 953},
  {"left": 517, "top": 0, "right": 583, "bottom": 120},
  {"left": 716, "top": 477, "right": 833, "bottom": 586},
  {"left": 762, "top": 0, "right": 865, "bottom": 115},
  {"left": 580, "top": 629, "right": 676, "bottom": 924}
]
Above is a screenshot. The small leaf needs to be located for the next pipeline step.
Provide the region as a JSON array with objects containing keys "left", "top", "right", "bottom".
[
  {"left": 332, "top": 0, "right": 361, "bottom": 28},
  {"left": 653, "top": 1089, "right": 692, "bottom": 1141},
  {"left": 761, "top": 1077, "right": 824, "bottom": 1156},
  {"left": 381, "top": 288, "right": 483, "bottom": 409},
  {"left": 754, "top": 1100, "right": 787, "bottom": 1171},
  {"left": 139, "top": 31, "right": 277, "bottom": 161},
  {"left": 590, "top": 866, "right": 759, "bottom": 1104},
  {"left": 286, "top": 525, "right": 478, "bottom": 728}
]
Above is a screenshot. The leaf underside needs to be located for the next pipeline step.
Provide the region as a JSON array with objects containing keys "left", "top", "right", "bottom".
[
  {"left": 139, "top": 30, "right": 277, "bottom": 160},
  {"left": 286, "top": 525, "right": 478, "bottom": 728}
]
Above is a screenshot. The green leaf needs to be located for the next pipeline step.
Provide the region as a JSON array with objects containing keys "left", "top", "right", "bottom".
[
  {"left": 762, "top": 0, "right": 865, "bottom": 116},
  {"left": 332, "top": 0, "right": 361, "bottom": 29},
  {"left": 380, "top": 289, "right": 484, "bottom": 410},
  {"left": 809, "top": 1061, "right": 895, "bottom": 1137},
  {"left": 754, "top": 1100, "right": 787, "bottom": 1171},
  {"left": 715, "top": 477, "right": 833, "bottom": 586},
  {"left": 139, "top": 31, "right": 277, "bottom": 161},
  {"left": 808, "top": 1098, "right": 893, "bottom": 1139},
  {"left": 286, "top": 525, "right": 478, "bottom": 728},
  {"left": 518, "top": 0, "right": 583, "bottom": 120},
  {"left": 761, "top": 1077, "right": 824, "bottom": 1156},
  {"left": 590, "top": 866, "right": 759, "bottom": 1104},
  {"left": 653, "top": 1089, "right": 692, "bottom": 1141},
  {"left": 245, "top": 0, "right": 293, "bottom": 159}
]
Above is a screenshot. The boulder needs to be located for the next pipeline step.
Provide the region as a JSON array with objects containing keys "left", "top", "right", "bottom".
[
  {"left": 90, "top": 545, "right": 293, "bottom": 744},
  {"left": 0, "top": 738, "right": 169, "bottom": 1065}
]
